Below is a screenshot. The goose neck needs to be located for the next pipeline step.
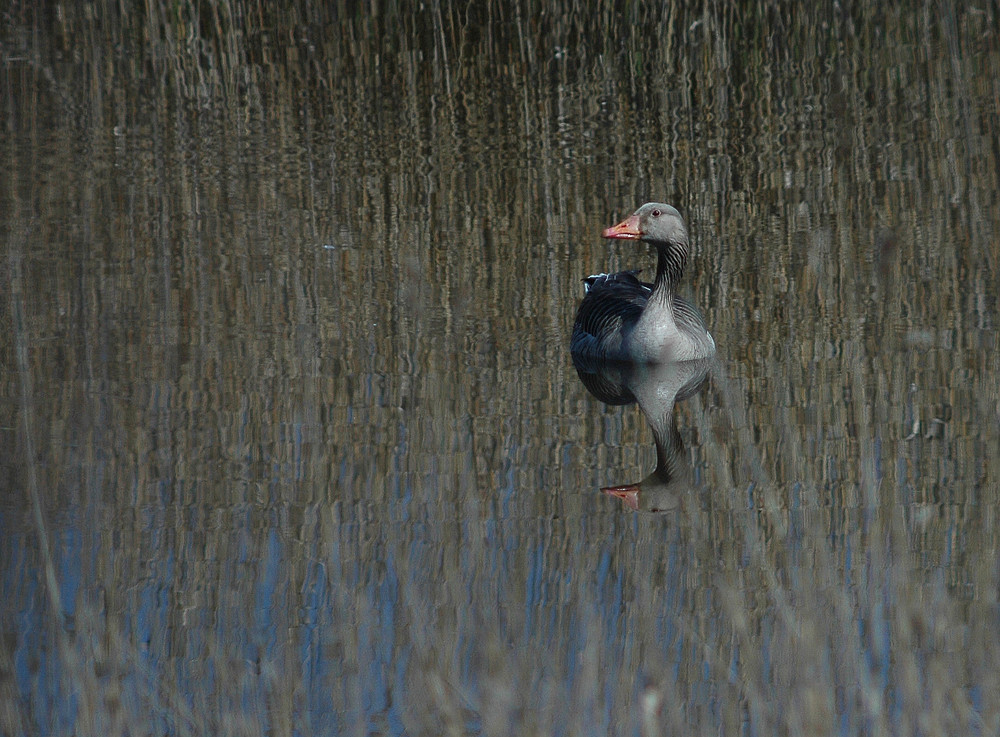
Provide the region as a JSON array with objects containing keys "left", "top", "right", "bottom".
[{"left": 651, "top": 241, "right": 687, "bottom": 300}]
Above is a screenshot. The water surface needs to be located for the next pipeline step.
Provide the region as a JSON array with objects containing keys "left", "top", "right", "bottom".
[{"left": 2, "top": 3, "right": 999, "bottom": 735}]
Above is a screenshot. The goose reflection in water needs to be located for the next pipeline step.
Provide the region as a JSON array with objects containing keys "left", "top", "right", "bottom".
[
  {"left": 573, "top": 354, "right": 712, "bottom": 512},
  {"left": 572, "top": 203, "right": 715, "bottom": 512}
]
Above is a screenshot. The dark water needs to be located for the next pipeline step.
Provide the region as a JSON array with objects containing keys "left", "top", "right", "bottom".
[{"left": 2, "top": 3, "right": 999, "bottom": 735}]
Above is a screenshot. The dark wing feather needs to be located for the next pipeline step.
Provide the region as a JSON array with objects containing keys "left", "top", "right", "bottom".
[{"left": 571, "top": 270, "right": 651, "bottom": 360}]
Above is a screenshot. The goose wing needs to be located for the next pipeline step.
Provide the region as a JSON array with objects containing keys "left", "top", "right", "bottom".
[{"left": 571, "top": 270, "right": 650, "bottom": 359}]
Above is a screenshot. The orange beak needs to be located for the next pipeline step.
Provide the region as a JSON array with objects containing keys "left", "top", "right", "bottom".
[
  {"left": 602, "top": 214, "right": 642, "bottom": 240},
  {"left": 601, "top": 484, "right": 640, "bottom": 510}
]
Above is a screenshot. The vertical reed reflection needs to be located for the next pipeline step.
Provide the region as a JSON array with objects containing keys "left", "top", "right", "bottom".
[{"left": 1, "top": 2, "right": 999, "bottom": 735}]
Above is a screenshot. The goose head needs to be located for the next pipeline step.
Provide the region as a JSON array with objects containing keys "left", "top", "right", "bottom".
[{"left": 602, "top": 202, "right": 689, "bottom": 249}]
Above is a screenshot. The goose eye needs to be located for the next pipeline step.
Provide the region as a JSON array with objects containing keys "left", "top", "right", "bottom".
[{"left": 651, "top": 209, "right": 661, "bottom": 217}]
